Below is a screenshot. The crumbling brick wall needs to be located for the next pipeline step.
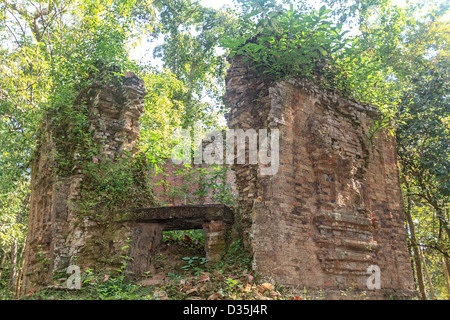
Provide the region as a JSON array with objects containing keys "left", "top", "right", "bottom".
[
  {"left": 149, "top": 160, "right": 237, "bottom": 206},
  {"left": 224, "top": 56, "right": 416, "bottom": 299},
  {"left": 21, "top": 72, "right": 148, "bottom": 293}
]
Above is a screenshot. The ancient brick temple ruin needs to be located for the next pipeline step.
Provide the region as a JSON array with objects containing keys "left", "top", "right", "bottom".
[
  {"left": 21, "top": 72, "right": 149, "bottom": 291},
  {"left": 224, "top": 56, "right": 416, "bottom": 299},
  {"left": 20, "top": 72, "right": 234, "bottom": 294},
  {"left": 21, "top": 58, "right": 416, "bottom": 299}
]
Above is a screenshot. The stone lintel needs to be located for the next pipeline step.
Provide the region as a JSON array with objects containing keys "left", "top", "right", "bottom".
[{"left": 123, "top": 204, "right": 234, "bottom": 230}]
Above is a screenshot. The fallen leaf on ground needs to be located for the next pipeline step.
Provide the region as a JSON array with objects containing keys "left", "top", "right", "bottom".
[
  {"left": 186, "top": 288, "right": 198, "bottom": 295},
  {"left": 198, "top": 275, "right": 210, "bottom": 282},
  {"left": 270, "top": 290, "right": 281, "bottom": 297},
  {"left": 258, "top": 282, "right": 274, "bottom": 293},
  {"left": 208, "top": 292, "right": 223, "bottom": 300}
]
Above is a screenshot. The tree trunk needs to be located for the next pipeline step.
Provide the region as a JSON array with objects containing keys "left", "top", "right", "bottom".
[
  {"left": 407, "top": 237, "right": 417, "bottom": 284},
  {"left": 442, "top": 256, "right": 450, "bottom": 299},
  {"left": 434, "top": 207, "right": 450, "bottom": 241},
  {"left": 436, "top": 223, "right": 450, "bottom": 300},
  {"left": 15, "top": 242, "right": 26, "bottom": 297},
  {"left": 0, "top": 249, "right": 7, "bottom": 279},
  {"left": 420, "top": 248, "right": 435, "bottom": 299},
  {"left": 9, "top": 239, "right": 18, "bottom": 292},
  {"left": 14, "top": 268, "right": 22, "bottom": 299},
  {"left": 404, "top": 196, "right": 427, "bottom": 300},
  {"left": 10, "top": 193, "right": 29, "bottom": 293}
]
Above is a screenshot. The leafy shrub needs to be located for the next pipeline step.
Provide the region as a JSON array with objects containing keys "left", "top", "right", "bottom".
[
  {"left": 220, "top": 1, "right": 350, "bottom": 83},
  {"left": 163, "top": 229, "right": 205, "bottom": 248}
]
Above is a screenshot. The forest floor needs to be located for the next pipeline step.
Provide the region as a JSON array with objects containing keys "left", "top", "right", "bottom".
[{"left": 0, "top": 232, "right": 368, "bottom": 300}]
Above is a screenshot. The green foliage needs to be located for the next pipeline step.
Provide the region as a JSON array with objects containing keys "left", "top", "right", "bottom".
[
  {"left": 77, "top": 152, "right": 152, "bottom": 221},
  {"left": 153, "top": 163, "right": 237, "bottom": 208},
  {"left": 138, "top": 67, "right": 186, "bottom": 165},
  {"left": 398, "top": 58, "right": 450, "bottom": 203},
  {"left": 0, "top": 0, "right": 154, "bottom": 184},
  {"left": 81, "top": 267, "right": 141, "bottom": 300},
  {"left": 392, "top": 4, "right": 450, "bottom": 299},
  {"left": 0, "top": 0, "right": 156, "bottom": 293},
  {"left": 153, "top": 0, "right": 239, "bottom": 128},
  {"left": 221, "top": 1, "right": 349, "bottom": 82},
  {"left": 220, "top": 238, "right": 252, "bottom": 271},
  {"left": 0, "top": 186, "right": 28, "bottom": 248},
  {"left": 181, "top": 256, "right": 207, "bottom": 275},
  {"left": 163, "top": 229, "right": 205, "bottom": 248},
  {"left": 225, "top": 277, "right": 241, "bottom": 294},
  {"left": 220, "top": 0, "right": 443, "bottom": 109},
  {"left": 405, "top": 199, "right": 450, "bottom": 299}
]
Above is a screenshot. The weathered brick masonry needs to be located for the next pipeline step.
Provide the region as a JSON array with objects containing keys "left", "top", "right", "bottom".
[
  {"left": 224, "top": 56, "right": 416, "bottom": 299},
  {"left": 21, "top": 72, "right": 149, "bottom": 292}
]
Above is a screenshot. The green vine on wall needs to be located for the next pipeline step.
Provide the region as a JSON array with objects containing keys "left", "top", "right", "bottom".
[
  {"left": 76, "top": 151, "right": 153, "bottom": 223},
  {"left": 153, "top": 163, "right": 237, "bottom": 209}
]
